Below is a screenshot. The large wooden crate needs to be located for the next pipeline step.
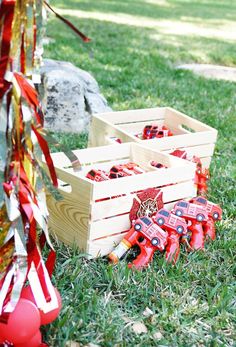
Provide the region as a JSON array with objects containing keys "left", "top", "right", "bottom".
[
  {"left": 88, "top": 107, "right": 218, "bottom": 168},
  {"left": 46, "top": 143, "right": 197, "bottom": 258}
]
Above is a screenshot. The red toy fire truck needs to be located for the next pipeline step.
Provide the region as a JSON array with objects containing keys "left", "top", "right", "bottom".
[
  {"left": 195, "top": 165, "right": 210, "bottom": 195},
  {"left": 133, "top": 216, "right": 168, "bottom": 248},
  {"left": 124, "top": 162, "right": 145, "bottom": 174},
  {"left": 172, "top": 200, "right": 209, "bottom": 250},
  {"left": 154, "top": 208, "right": 188, "bottom": 263},
  {"left": 150, "top": 161, "right": 167, "bottom": 169},
  {"left": 108, "top": 216, "right": 167, "bottom": 268},
  {"left": 155, "top": 209, "right": 187, "bottom": 234},
  {"left": 172, "top": 201, "right": 208, "bottom": 222},
  {"left": 191, "top": 196, "right": 222, "bottom": 221},
  {"left": 142, "top": 124, "right": 173, "bottom": 140},
  {"left": 109, "top": 162, "right": 144, "bottom": 178},
  {"left": 190, "top": 196, "right": 222, "bottom": 240},
  {"left": 86, "top": 169, "right": 109, "bottom": 182}
]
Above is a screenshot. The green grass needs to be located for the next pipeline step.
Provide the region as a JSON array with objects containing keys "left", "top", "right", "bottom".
[{"left": 43, "top": 0, "right": 236, "bottom": 345}]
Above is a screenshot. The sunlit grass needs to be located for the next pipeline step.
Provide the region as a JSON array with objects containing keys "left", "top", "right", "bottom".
[{"left": 43, "top": 0, "right": 236, "bottom": 345}]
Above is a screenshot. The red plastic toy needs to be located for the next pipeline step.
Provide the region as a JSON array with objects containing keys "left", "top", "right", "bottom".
[
  {"left": 154, "top": 208, "right": 188, "bottom": 263},
  {"left": 170, "top": 149, "right": 187, "bottom": 159},
  {"left": 129, "top": 188, "right": 163, "bottom": 223},
  {"left": 86, "top": 169, "right": 109, "bottom": 182},
  {"left": 108, "top": 216, "right": 168, "bottom": 269},
  {"left": 142, "top": 124, "right": 173, "bottom": 140},
  {"left": 109, "top": 162, "right": 145, "bottom": 178},
  {"left": 172, "top": 200, "right": 208, "bottom": 250},
  {"left": 109, "top": 164, "right": 133, "bottom": 178},
  {"left": 190, "top": 196, "right": 222, "bottom": 240},
  {"left": 109, "top": 136, "right": 122, "bottom": 144},
  {"left": 150, "top": 161, "right": 167, "bottom": 169},
  {"left": 170, "top": 149, "right": 210, "bottom": 195},
  {"left": 124, "top": 162, "right": 145, "bottom": 174},
  {"left": 195, "top": 164, "right": 210, "bottom": 196}
]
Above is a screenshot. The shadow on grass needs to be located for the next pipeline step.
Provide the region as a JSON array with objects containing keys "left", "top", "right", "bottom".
[
  {"left": 50, "top": 0, "right": 236, "bottom": 22},
  {"left": 45, "top": 14, "right": 236, "bottom": 139}
]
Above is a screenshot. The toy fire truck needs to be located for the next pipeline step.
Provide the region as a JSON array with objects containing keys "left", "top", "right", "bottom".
[
  {"left": 191, "top": 196, "right": 222, "bottom": 221},
  {"left": 154, "top": 208, "right": 188, "bottom": 263},
  {"left": 150, "top": 161, "right": 167, "bottom": 169},
  {"left": 142, "top": 125, "right": 173, "bottom": 140},
  {"left": 109, "top": 162, "right": 145, "bottom": 179},
  {"left": 155, "top": 209, "right": 187, "bottom": 234},
  {"left": 190, "top": 196, "right": 222, "bottom": 240},
  {"left": 86, "top": 169, "right": 109, "bottom": 182},
  {"left": 173, "top": 201, "right": 208, "bottom": 222},
  {"left": 108, "top": 216, "right": 167, "bottom": 268},
  {"left": 172, "top": 200, "right": 209, "bottom": 250}
]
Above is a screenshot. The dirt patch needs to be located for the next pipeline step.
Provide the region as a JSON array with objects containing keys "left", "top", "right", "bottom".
[{"left": 177, "top": 64, "right": 236, "bottom": 82}]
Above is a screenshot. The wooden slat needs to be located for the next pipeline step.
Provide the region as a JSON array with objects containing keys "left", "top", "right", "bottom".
[
  {"left": 95, "top": 107, "right": 166, "bottom": 124},
  {"left": 88, "top": 117, "right": 134, "bottom": 147},
  {"left": 87, "top": 196, "right": 194, "bottom": 258},
  {"left": 90, "top": 213, "right": 129, "bottom": 239},
  {"left": 118, "top": 119, "right": 164, "bottom": 134},
  {"left": 165, "top": 107, "right": 217, "bottom": 132},
  {"left": 47, "top": 178, "right": 92, "bottom": 250},
  {"left": 130, "top": 143, "right": 196, "bottom": 168},
  {"left": 90, "top": 180, "right": 197, "bottom": 222},
  {"left": 89, "top": 187, "right": 196, "bottom": 240},
  {"left": 92, "top": 164, "right": 195, "bottom": 200},
  {"left": 163, "top": 143, "right": 215, "bottom": 158},
  {"left": 87, "top": 233, "right": 126, "bottom": 258},
  {"left": 139, "top": 130, "right": 217, "bottom": 151},
  {"left": 72, "top": 143, "right": 130, "bottom": 164}
]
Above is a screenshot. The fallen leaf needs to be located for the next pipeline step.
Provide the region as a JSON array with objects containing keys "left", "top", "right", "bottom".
[
  {"left": 66, "top": 342, "right": 80, "bottom": 347},
  {"left": 122, "top": 316, "right": 132, "bottom": 323},
  {"left": 142, "top": 307, "right": 154, "bottom": 317},
  {"left": 153, "top": 332, "right": 163, "bottom": 340},
  {"left": 132, "top": 321, "right": 148, "bottom": 334}
]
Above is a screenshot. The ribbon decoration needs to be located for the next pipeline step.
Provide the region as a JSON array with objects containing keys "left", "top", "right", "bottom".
[
  {"left": 0, "top": 72, "right": 58, "bottom": 321},
  {"left": 43, "top": 0, "right": 91, "bottom": 42},
  {"left": 0, "top": 0, "right": 62, "bottom": 337}
]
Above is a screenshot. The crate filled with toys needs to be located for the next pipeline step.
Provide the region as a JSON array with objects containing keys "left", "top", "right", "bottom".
[
  {"left": 45, "top": 143, "right": 198, "bottom": 257},
  {"left": 45, "top": 106, "right": 222, "bottom": 267},
  {"left": 88, "top": 107, "right": 217, "bottom": 168}
]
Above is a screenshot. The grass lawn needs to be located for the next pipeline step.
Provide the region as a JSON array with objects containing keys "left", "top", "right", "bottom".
[{"left": 43, "top": 1, "right": 236, "bottom": 346}]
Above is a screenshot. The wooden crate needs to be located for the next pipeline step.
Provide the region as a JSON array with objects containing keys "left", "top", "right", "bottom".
[
  {"left": 46, "top": 143, "right": 197, "bottom": 258},
  {"left": 88, "top": 107, "right": 218, "bottom": 168}
]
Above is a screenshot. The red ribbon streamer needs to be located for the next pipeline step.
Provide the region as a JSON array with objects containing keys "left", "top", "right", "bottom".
[
  {"left": 31, "top": 125, "right": 58, "bottom": 187},
  {"left": 43, "top": 1, "right": 91, "bottom": 42},
  {"left": 0, "top": 0, "right": 16, "bottom": 99}
]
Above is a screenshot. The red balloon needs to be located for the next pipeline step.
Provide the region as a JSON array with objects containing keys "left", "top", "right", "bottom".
[
  {"left": 0, "top": 299, "right": 40, "bottom": 344},
  {"left": 21, "top": 285, "right": 35, "bottom": 302},
  {"left": 21, "top": 286, "right": 62, "bottom": 325},
  {"left": 40, "top": 287, "right": 62, "bottom": 325},
  {"left": 15, "top": 330, "right": 42, "bottom": 347}
]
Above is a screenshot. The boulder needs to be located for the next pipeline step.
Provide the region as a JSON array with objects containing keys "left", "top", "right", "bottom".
[{"left": 39, "top": 59, "right": 112, "bottom": 133}]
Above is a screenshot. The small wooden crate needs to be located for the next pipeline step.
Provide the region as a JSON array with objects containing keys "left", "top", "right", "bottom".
[
  {"left": 46, "top": 143, "right": 197, "bottom": 258},
  {"left": 88, "top": 107, "right": 218, "bottom": 168}
]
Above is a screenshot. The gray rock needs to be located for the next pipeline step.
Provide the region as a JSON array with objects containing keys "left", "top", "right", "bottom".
[
  {"left": 39, "top": 59, "right": 112, "bottom": 133},
  {"left": 177, "top": 64, "right": 236, "bottom": 82}
]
